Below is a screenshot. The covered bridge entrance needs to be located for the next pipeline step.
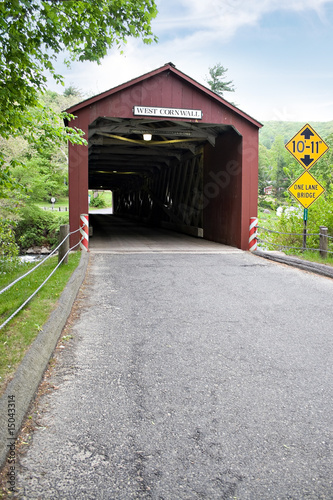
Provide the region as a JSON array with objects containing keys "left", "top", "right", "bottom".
[{"left": 66, "top": 63, "right": 262, "bottom": 250}]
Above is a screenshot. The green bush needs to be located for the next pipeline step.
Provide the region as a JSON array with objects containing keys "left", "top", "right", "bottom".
[
  {"left": 15, "top": 204, "right": 69, "bottom": 250},
  {"left": 90, "top": 195, "right": 107, "bottom": 208},
  {"left": 18, "top": 227, "right": 43, "bottom": 249},
  {"left": 258, "top": 197, "right": 275, "bottom": 211},
  {"left": 0, "top": 219, "right": 20, "bottom": 273}
]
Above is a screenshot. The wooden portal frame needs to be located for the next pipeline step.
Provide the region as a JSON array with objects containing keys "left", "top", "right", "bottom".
[{"left": 66, "top": 63, "right": 262, "bottom": 250}]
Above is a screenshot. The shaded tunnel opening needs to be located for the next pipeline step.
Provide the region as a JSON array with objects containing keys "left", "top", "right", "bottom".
[{"left": 88, "top": 117, "right": 241, "bottom": 244}]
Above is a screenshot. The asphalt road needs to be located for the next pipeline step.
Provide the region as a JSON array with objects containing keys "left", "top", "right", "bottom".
[{"left": 15, "top": 222, "right": 333, "bottom": 499}]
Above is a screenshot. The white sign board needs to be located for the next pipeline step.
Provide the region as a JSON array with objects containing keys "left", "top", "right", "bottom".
[{"left": 133, "top": 106, "right": 202, "bottom": 120}]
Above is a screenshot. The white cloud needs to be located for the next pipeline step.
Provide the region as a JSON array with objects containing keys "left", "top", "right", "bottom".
[
  {"left": 51, "top": 0, "right": 333, "bottom": 122},
  {"left": 154, "top": 0, "right": 332, "bottom": 40}
]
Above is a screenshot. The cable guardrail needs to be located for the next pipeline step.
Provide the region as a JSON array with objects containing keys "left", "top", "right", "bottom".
[
  {"left": 257, "top": 238, "right": 333, "bottom": 253},
  {"left": 0, "top": 228, "right": 83, "bottom": 331},
  {"left": 257, "top": 226, "right": 319, "bottom": 237},
  {"left": 0, "top": 228, "right": 81, "bottom": 296},
  {"left": 257, "top": 225, "right": 333, "bottom": 254}
]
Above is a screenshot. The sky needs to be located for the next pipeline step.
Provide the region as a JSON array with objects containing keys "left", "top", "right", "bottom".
[{"left": 50, "top": 0, "right": 333, "bottom": 123}]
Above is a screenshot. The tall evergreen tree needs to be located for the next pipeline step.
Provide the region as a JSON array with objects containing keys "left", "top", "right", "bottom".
[{"left": 206, "top": 63, "right": 235, "bottom": 97}]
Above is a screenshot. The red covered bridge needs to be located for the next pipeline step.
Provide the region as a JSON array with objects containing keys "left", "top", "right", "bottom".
[{"left": 65, "top": 62, "right": 262, "bottom": 250}]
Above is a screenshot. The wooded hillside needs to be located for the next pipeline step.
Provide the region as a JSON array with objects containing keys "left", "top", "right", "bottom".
[{"left": 260, "top": 121, "right": 333, "bottom": 148}]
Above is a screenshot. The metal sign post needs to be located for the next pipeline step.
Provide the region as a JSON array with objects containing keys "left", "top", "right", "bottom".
[
  {"left": 285, "top": 124, "right": 329, "bottom": 252},
  {"left": 303, "top": 208, "right": 308, "bottom": 251}
]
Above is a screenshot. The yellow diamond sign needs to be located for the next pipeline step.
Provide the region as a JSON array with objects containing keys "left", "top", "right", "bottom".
[
  {"left": 288, "top": 171, "right": 325, "bottom": 209},
  {"left": 285, "top": 123, "right": 329, "bottom": 170}
]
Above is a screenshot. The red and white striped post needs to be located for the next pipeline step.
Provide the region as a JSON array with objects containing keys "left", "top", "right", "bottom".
[
  {"left": 249, "top": 217, "right": 258, "bottom": 252},
  {"left": 80, "top": 214, "right": 89, "bottom": 251}
]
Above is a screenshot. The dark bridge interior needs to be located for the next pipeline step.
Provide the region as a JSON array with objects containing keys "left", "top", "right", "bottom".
[{"left": 88, "top": 117, "right": 234, "bottom": 237}]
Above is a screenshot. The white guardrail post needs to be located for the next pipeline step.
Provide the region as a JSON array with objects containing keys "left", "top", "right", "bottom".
[
  {"left": 80, "top": 214, "right": 89, "bottom": 251},
  {"left": 249, "top": 217, "right": 258, "bottom": 252}
]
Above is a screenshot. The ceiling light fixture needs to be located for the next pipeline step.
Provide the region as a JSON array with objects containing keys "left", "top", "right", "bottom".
[{"left": 143, "top": 133, "right": 152, "bottom": 141}]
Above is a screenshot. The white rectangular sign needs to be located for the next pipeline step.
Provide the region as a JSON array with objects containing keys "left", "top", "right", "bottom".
[{"left": 133, "top": 106, "right": 202, "bottom": 120}]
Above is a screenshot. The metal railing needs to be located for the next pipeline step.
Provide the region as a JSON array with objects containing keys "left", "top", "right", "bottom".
[
  {"left": 42, "top": 206, "right": 68, "bottom": 212},
  {"left": 0, "top": 228, "right": 83, "bottom": 331},
  {"left": 257, "top": 225, "right": 333, "bottom": 255}
]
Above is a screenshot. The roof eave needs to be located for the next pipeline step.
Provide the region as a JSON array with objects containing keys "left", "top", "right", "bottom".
[
  {"left": 65, "top": 63, "right": 175, "bottom": 114},
  {"left": 65, "top": 62, "right": 263, "bottom": 129}
]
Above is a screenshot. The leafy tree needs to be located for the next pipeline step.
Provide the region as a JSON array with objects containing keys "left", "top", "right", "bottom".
[
  {"left": 269, "top": 136, "right": 295, "bottom": 200},
  {"left": 0, "top": 0, "right": 158, "bottom": 191},
  {"left": 63, "top": 86, "right": 83, "bottom": 98},
  {"left": 258, "top": 144, "right": 273, "bottom": 195},
  {"left": 13, "top": 152, "right": 68, "bottom": 202},
  {"left": 0, "top": 219, "right": 20, "bottom": 273},
  {"left": 205, "top": 63, "right": 235, "bottom": 97},
  {"left": 0, "top": 90, "right": 82, "bottom": 208}
]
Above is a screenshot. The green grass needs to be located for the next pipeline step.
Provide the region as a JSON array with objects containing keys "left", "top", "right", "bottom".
[
  {"left": 287, "top": 250, "right": 333, "bottom": 266},
  {"left": 36, "top": 197, "right": 69, "bottom": 211},
  {"left": 0, "top": 252, "right": 81, "bottom": 395},
  {"left": 36, "top": 191, "right": 113, "bottom": 211}
]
